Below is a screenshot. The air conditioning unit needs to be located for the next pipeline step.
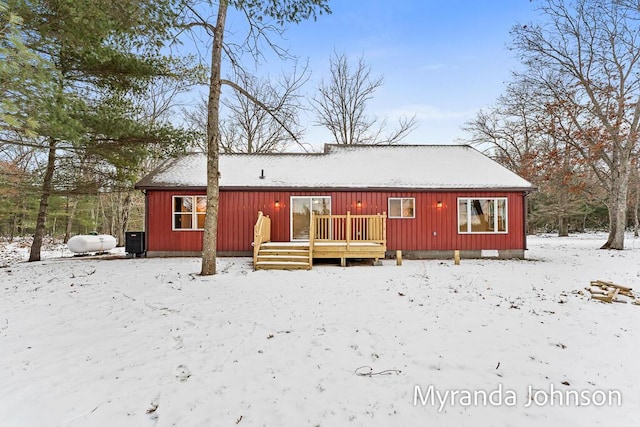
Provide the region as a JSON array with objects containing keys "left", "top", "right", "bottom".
[{"left": 125, "top": 231, "right": 145, "bottom": 257}]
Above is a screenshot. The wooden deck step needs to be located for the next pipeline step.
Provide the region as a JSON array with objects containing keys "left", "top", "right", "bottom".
[
  {"left": 255, "top": 242, "right": 311, "bottom": 270},
  {"left": 257, "top": 255, "right": 310, "bottom": 262},
  {"left": 255, "top": 261, "right": 311, "bottom": 270},
  {"left": 260, "top": 246, "right": 309, "bottom": 251},
  {"left": 259, "top": 249, "right": 309, "bottom": 255}
]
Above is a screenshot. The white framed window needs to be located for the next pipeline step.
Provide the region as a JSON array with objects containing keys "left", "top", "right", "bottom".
[
  {"left": 388, "top": 197, "right": 415, "bottom": 218},
  {"left": 172, "top": 195, "right": 206, "bottom": 230},
  {"left": 457, "top": 198, "right": 507, "bottom": 234}
]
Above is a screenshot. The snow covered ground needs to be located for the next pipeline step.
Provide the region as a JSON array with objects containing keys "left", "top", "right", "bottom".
[{"left": 1, "top": 233, "right": 639, "bottom": 427}]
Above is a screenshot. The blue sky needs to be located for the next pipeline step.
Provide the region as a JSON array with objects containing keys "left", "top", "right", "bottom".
[{"left": 198, "top": 1, "right": 540, "bottom": 148}]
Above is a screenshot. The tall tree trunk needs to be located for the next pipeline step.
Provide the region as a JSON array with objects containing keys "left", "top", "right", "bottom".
[
  {"left": 29, "top": 139, "right": 57, "bottom": 262},
  {"left": 16, "top": 213, "right": 21, "bottom": 237},
  {"left": 63, "top": 195, "right": 79, "bottom": 243},
  {"left": 634, "top": 195, "right": 639, "bottom": 238},
  {"left": 558, "top": 215, "right": 569, "bottom": 237},
  {"left": 10, "top": 213, "right": 16, "bottom": 241},
  {"left": 558, "top": 143, "right": 571, "bottom": 237},
  {"left": 114, "top": 191, "right": 132, "bottom": 246},
  {"left": 98, "top": 194, "right": 108, "bottom": 234},
  {"left": 201, "top": 1, "right": 228, "bottom": 276},
  {"left": 601, "top": 166, "right": 630, "bottom": 250},
  {"left": 634, "top": 164, "right": 639, "bottom": 237},
  {"left": 15, "top": 197, "right": 26, "bottom": 237},
  {"left": 634, "top": 188, "right": 639, "bottom": 238}
]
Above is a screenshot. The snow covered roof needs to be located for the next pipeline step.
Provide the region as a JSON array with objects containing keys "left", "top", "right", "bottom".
[{"left": 135, "top": 144, "right": 535, "bottom": 191}]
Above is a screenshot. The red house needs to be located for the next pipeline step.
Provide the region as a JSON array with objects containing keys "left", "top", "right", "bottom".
[{"left": 135, "top": 144, "right": 535, "bottom": 268}]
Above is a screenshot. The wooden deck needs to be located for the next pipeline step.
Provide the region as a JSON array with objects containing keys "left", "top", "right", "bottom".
[
  {"left": 310, "top": 212, "right": 386, "bottom": 267},
  {"left": 253, "top": 211, "right": 387, "bottom": 270}
]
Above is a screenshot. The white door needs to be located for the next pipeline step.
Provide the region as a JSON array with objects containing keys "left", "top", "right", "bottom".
[{"left": 290, "top": 196, "right": 331, "bottom": 240}]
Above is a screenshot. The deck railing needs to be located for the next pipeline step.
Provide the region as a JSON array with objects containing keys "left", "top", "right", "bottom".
[
  {"left": 253, "top": 211, "right": 271, "bottom": 267},
  {"left": 312, "top": 211, "right": 387, "bottom": 249}
]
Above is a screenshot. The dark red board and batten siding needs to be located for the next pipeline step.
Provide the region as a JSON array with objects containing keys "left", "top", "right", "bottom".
[{"left": 145, "top": 189, "right": 526, "bottom": 254}]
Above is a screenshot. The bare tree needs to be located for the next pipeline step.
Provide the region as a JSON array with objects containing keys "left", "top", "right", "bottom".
[
  {"left": 182, "top": 98, "right": 207, "bottom": 152},
  {"left": 187, "top": 0, "right": 331, "bottom": 275},
  {"left": 183, "top": 63, "right": 309, "bottom": 154},
  {"left": 221, "top": 65, "right": 308, "bottom": 153},
  {"left": 464, "top": 77, "right": 589, "bottom": 236},
  {"left": 512, "top": 0, "right": 640, "bottom": 249},
  {"left": 312, "top": 52, "right": 416, "bottom": 145},
  {"left": 464, "top": 78, "right": 544, "bottom": 177}
]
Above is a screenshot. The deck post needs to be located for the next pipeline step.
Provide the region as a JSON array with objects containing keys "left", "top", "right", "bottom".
[
  {"left": 309, "top": 213, "right": 315, "bottom": 268},
  {"left": 346, "top": 210, "right": 351, "bottom": 250},
  {"left": 253, "top": 211, "right": 270, "bottom": 270},
  {"left": 382, "top": 212, "right": 387, "bottom": 243}
]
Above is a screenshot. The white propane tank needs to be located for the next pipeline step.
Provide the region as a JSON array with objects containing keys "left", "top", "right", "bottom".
[{"left": 67, "top": 235, "right": 117, "bottom": 254}]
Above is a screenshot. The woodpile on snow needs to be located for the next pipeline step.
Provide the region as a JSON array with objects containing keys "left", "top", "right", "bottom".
[{"left": 585, "top": 280, "right": 640, "bottom": 305}]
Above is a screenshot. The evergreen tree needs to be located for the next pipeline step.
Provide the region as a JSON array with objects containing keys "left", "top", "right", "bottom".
[{"left": 2, "top": 0, "right": 190, "bottom": 260}]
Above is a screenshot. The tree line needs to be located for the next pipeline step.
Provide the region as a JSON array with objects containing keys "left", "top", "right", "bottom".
[{"left": 464, "top": 0, "right": 640, "bottom": 250}]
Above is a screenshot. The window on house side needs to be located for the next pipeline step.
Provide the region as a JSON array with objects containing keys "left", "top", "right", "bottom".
[
  {"left": 388, "top": 198, "right": 415, "bottom": 219},
  {"left": 457, "top": 198, "right": 508, "bottom": 233},
  {"left": 173, "top": 196, "right": 206, "bottom": 230}
]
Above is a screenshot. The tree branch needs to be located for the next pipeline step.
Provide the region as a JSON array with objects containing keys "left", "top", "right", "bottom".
[{"left": 221, "top": 78, "right": 309, "bottom": 151}]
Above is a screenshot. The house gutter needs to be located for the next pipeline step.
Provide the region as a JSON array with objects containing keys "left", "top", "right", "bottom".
[
  {"left": 522, "top": 189, "right": 537, "bottom": 251},
  {"left": 143, "top": 189, "right": 149, "bottom": 254},
  {"left": 134, "top": 185, "right": 537, "bottom": 193}
]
